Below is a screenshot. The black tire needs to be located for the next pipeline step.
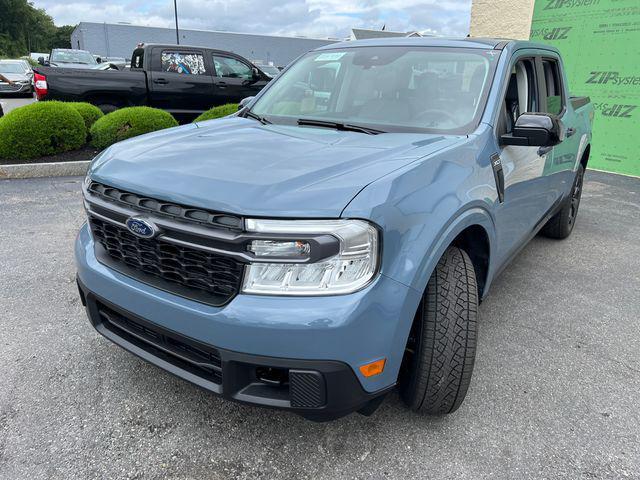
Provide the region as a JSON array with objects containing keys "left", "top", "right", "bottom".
[
  {"left": 96, "top": 103, "right": 119, "bottom": 114},
  {"left": 399, "top": 246, "right": 478, "bottom": 415},
  {"left": 541, "top": 165, "right": 585, "bottom": 239}
]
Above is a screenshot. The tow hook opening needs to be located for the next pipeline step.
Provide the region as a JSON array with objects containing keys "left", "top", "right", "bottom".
[{"left": 256, "top": 366, "right": 289, "bottom": 386}]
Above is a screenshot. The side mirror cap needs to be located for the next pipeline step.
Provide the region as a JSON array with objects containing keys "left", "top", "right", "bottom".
[
  {"left": 252, "top": 67, "right": 260, "bottom": 79},
  {"left": 238, "top": 96, "right": 255, "bottom": 111},
  {"left": 500, "top": 113, "right": 563, "bottom": 147},
  {"left": 96, "top": 57, "right": 102, "bottom": 64},
  {"left": 37, "top": 57, "right": 45, "bottom": 65}
]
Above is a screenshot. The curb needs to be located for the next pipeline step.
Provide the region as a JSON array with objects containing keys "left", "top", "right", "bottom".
[{"left": 0, "top": 161, "right": 90, "bottom": 179}]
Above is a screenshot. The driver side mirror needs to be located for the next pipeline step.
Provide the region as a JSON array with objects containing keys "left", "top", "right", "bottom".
[
  {"left": 96, "top": 57, "right": 102, "bottom": 64},
  {"left": 500, "top": 113, "right": 563, "bottom": 147},
  {"left": 37, "top": 57, "right": 46, "bottom": 66},
  {"left": 238, "top": 96, "right": 255, "bottom": 111}
]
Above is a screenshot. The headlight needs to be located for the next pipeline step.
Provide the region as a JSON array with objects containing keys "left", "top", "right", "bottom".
[{"left": 242, "top": 219, "right": 379, "bottom": 295}]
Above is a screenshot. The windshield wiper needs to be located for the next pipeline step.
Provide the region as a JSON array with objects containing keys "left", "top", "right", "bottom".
[
  {"left": 244, "top": 110, "right": 271, "bottom": 125},
  {"left": 297, "top": 118, "right": 385, "bottom": 135}
]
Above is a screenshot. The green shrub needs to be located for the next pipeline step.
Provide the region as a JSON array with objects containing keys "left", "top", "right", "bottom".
[
  {"left": 66, "top": 102, "right": 104, "bottom": 133},
  {"left": 193, "top": 103, "right": 238, "bottom": 122},
  {"left": 0, "top": 101, "right": 86, "bottom": 160},
  {"left": 90, "top": 107, "right": 178, "bottom": 149}
]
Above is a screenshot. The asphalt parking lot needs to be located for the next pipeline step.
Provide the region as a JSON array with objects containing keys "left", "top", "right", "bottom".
[
  {"left": 1, "top": 170, "right": 639, "bottom": 479},
  {"left": 0, "top": 95, "right": 36, "bottom": 114}
]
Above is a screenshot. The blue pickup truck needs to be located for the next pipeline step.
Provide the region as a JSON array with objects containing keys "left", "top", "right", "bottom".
[{"left": 76, "top": 37, "right": 593, "bottom": 421}]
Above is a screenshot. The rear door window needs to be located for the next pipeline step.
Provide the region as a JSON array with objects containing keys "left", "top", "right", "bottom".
[
  {"left": 161, "top": 51, "right": 206, "bottom": 75},
  {"left": 541, "top": 59, "right": 563, "bottom": 115}
]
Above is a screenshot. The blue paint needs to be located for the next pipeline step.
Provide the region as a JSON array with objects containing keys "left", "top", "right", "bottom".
[{"left": 78, "top": 38, "right": 592, "bottom": 396}]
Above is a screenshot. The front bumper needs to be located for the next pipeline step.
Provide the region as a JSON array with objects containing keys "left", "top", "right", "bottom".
[
  {"left": 75, "top": 223, "right": 421, "bottom": 420},
  {"left": 0, "top": 82, "right": 32, "bottom": 94}
]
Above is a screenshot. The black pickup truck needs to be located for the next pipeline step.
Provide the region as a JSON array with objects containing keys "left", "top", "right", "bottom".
[{"left": 34, "top": 44, "right": 272, "bottom": 119}]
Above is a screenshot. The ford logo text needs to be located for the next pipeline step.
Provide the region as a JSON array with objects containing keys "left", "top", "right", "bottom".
[{"left": 125, "top": 217, "right": 158, "bottom": 238}]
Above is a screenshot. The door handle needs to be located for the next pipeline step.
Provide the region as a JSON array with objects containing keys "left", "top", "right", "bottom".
[
  {"left": 217, "top": 81, "right": 227, "bottom": 89},
  {"left": 153, "top": 78, "right": 168, "bottom": 85},
  {"left": 566, "top": 127, "right": 576, "bottom": 138},
  {"left": 538, "top": 146, "right": 553, "bottom": 156}
]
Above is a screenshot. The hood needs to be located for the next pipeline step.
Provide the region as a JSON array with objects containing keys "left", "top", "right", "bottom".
[
  {"left": 0, "top": 73, "right": 29, "bottom": 82},
  {"left": 90, "top": 117, "right": 463, "bottom": 218}
]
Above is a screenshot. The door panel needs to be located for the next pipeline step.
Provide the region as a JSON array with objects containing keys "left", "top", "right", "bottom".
[
  {"left": 149, "top": 49, "right": 214, "bottom": 112},
  {"left": 492, "top": 53, "right": 558, "bottom": 265},
  {"left": 539, "top": 57, "right": 579, "bottom": 197},
  {"left": 496, "top": 144, "right": 557, "bottom": 259}
]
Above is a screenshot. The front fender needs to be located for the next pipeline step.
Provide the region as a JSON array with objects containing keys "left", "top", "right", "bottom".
[
  {"left": 408, "top": 205, "right": 496, "bottom": 297},
  {"left": 342, "top": 134, "right": 498, "bottom": 299}
]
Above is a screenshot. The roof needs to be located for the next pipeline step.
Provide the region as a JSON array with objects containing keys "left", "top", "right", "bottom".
[
  {"left": 314, "top": 37, "right": 561, "bottom": 54},
  {"left": 51, "top": 48, "right": 91, "bottom": 52},
  {"left": 316, "top": 36, "right": 508, "bottom": 51}
]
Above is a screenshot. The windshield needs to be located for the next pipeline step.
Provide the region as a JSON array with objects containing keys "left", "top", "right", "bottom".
[
  {"left": 250, "top": 46, "right": 499, "bottom": 134},
  {"left": 259, "top": 65, "right": 281, "bottom": 76},
  {"left": 50, "top": 50, "right": 96, "bottom": 65},
  {"left": 0, "top": 63, "right": 26, "bottom": 74}
]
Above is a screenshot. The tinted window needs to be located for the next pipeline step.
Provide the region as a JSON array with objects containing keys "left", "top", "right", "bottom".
[
  {"left": 131, "top": 49, "right": 144, "bottom": 69},
  {"left": 250, "top": 47, "right": 499, "bottom": 134},
  {"left": 213, "top": 56, "right": 253, "bottom": 80},
  {"left": 50, "top": 50, "right": 96, "bottom": 65},
  {"left": 161, "top": 51, "right": 206, "bottom": 75},
  {"left": 542, "top": 59, "right": 563, "bottom": 115}
]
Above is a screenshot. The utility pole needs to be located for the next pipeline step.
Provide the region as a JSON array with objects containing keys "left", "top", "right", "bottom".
[{"left": 174, "top": 0, "right": 180, "bottom": 45}]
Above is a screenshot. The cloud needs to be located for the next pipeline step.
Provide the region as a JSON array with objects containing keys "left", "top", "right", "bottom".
[{"left": 33, "top": 0, "right": 472, "bottom": 39}]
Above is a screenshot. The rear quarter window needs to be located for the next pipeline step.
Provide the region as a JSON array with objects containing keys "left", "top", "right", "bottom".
[{"left": 161, "top": 51, "right": 206, "bottom": 75}]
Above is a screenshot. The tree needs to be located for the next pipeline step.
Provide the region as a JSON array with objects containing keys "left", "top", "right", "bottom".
[
  {"left": 0, "top": 0, "right": 76, "bottom": 57},
  {"left": 49, "top": 25, "right": 74, "bottom": 49}
]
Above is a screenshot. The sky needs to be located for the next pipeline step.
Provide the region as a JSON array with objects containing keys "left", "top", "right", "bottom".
[{"left": 32, "top": 0, "right": 473, "bottom": 39}]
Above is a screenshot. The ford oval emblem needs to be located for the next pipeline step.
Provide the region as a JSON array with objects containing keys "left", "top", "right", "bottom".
[{"left": 125, "top": 217, "right": 157, "bottom": 238}]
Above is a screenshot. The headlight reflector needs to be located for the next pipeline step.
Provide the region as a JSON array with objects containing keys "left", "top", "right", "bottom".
[
  {"left": 242, "top": 219, "right": 378, "bottom": 295},
  {"left": 248, "top": 239, "right": 311, "bottom": 258}
]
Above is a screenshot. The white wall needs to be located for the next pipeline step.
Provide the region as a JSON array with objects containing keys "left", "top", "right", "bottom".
[{"left": 469, "top": 0, "right": 535, "bottom": 40}]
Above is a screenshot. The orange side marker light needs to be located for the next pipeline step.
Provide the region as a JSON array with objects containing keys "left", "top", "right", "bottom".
[{"left": 359, "top": 358, "right": 386, "bottom": 377}]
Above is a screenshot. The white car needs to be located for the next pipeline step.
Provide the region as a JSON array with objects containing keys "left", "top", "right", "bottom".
[{"left": 0, "top": 60, "right": 34, "bottom": 96}]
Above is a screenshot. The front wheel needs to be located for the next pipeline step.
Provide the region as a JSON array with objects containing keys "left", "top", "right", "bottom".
[{"left": 399, "top": 246, "right": 478, "bottom": 415}]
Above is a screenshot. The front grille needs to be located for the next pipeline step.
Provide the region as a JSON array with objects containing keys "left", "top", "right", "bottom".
[
  {"left": 0, "top": 83, "right": 23, "bottom": 92},
  {"left": 97, "top": 301, "right": 222, "bottom": 384},
  {"left": 88, "top": 182, "right": 243, "bottom": 231},
  {"left": 89, "top": 217, "right": 244, "bottom": 305}
]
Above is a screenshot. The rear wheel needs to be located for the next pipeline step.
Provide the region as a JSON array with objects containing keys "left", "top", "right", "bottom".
[
  {"left": 399, "top": 246, "right": 478, "bottom": 415},
  {"left": 96, "top": 103, "right": 119, "bottom": 114},
  {"left": 541, "top": 165, "right": 584, "bottom": 239}
]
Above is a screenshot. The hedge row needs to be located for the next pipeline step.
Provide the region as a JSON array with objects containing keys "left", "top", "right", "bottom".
[
  {"left": 0, "top": 101, "right": 239, "bottom": 161},
  {"left": 193, "top": 103, "right": 238, "bottom": 122},
  {"left": 90, "top": 107, "right": 178, "bottom": 149},
  {"left": 0, "top": 102, "right": 178, "bottom": 161},
  {"left": 0, "top": 102, "right": 87, "bottom": 160}
]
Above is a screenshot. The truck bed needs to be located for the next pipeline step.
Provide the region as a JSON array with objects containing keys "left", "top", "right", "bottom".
[{"left": 35, "top": 67, "right": 149, "bottom": 106}]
